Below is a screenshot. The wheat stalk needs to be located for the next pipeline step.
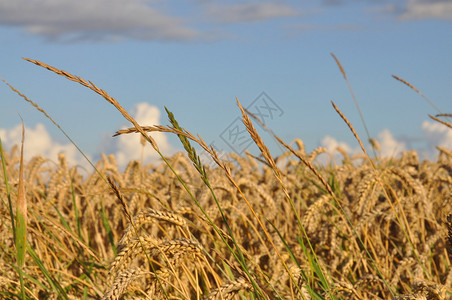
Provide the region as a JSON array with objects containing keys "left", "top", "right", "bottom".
[
  {"left": 102, "top": 268, "right": 151, "bottom": 300},
  {"left": 110, "top": 237, "right": 202, "bottom": 276},
  {"left": 117, "top": 208, "right": 186, "bottom": 252}
]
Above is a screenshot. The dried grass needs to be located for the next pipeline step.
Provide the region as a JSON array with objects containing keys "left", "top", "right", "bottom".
[
  {"left": 0, "top": 58, "right": 450, "bottom": 299},
  {"left": 1, "top": 142, "right": 450, "bottom": 299}
]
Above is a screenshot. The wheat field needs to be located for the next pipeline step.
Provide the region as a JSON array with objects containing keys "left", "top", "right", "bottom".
[{"left": 0, "top": 58, "right": 451, "bottom": 299}]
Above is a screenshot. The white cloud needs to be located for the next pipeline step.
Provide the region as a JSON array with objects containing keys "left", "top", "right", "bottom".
[
  {"left": 399, "top": 0, "right": 452, "bottom": 20},
  {"left": 0, "top": 0, "right": 200, "bottom": 42},
  {"left": 107, "top": 102, "right": 174, "bottom": 168},
  {"left": 319, "top": 135, "right": 360, "bottom": 164},
  {"left": 0, "top": 123, "right": 88, "bottom": 167},
  {"left": 421, "top": 120, "right": 452, "bottom": 148},
  {"left": 205, "top": 3, "right": 298, "bottom": 23},
  {"left": 320, "top": 129, "right": 407, "bottom": 160},
  {"left": 320, "top": 135, "right": 359, "bottom": 155},
  {"left": 0, "top": 103, "right": 174, "bottom": 171},
  {"left": 320, "top": 124, "right": 451, "bottom": 162},
  {"left": 377, "top": 129, "right": 407, "bottom": 157}
]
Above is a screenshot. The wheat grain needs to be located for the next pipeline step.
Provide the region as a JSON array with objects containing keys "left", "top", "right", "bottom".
[
  {"left": 110, "top": 237, "right": 202, "bottom": 276},
  {"left": 117, "top": 208, "right": 186, "bottom": 251},
  {"left": 102, "top": 268, "right": 150, "bottom": 300},
  {"left": 206, "top": 276, "right": 253, "bottom": 300}
]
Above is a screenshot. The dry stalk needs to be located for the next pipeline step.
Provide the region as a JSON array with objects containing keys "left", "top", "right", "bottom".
[
  {"left": 110, "top": 237, "right": 202, "bottom": 276},
  {"left": 23, "top": 58, "right": 160, "bottom": 152},
  {"left": 118, "top": 208, "right": 186, "bottom": 251},
  {"left": 206, "top": 276, "right": 253, "bottom": 300},
  {"left": 102, "top": 268, "right": 151, "bottom": 300}
]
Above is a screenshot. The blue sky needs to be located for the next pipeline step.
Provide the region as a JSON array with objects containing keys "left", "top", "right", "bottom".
[{"left": 0, "top": 0, "right": 451, "bottom": 170}]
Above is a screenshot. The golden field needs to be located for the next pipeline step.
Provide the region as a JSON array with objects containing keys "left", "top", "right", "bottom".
[
  {"left": 0, "top": 58, "right": 451, "bottom": 299},
  {"left": 1, "top": 142, "right": 451, "bottom": 299}
]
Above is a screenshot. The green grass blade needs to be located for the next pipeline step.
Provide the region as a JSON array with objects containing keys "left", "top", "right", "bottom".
[
  {"left": 0, "top": 137, "right": 15, "bottom": 240},
  {"left": 269, "top": 220, "right": 324, "bottom": 300},
  {"left": 15, "top": 121, "right": 27, "bottom": 300},
  {"left": 100, "top": 199, "right": 116, "bottom": 256},
  {"left": 164, "top": 107, "right": 266, "bottom": 299},
  {"left": 27, "top": 245, "right": 68, "bottom": 300}
]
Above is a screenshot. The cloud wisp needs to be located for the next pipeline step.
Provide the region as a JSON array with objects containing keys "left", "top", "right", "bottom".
[
  {"left": 305, "top": 0, "right": 452, "bottom": 23},
  {"left": 399, "top": 0, "right": 452, "bottom": 20},
  {"left": 204, "top": 2, "right": 299, "bottom": 23},
  {"left": 1, "top": 0, "right": 450, "bottom": 43},
  {"left": 0, "top": 1, "right": 299, "bottom": 43},
  {"left": 0, "top": 0, "right": 200, "bottom": 42}
]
